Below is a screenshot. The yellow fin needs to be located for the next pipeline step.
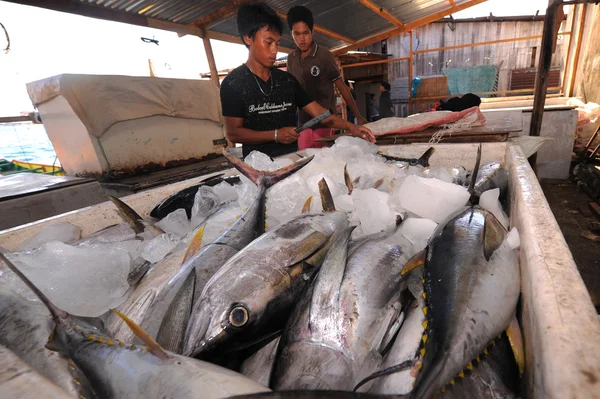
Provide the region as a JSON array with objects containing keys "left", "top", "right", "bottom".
[
  {"left": 401, "top": 250, "right": 426, "bottom": 276},
  {"left": 506, "top": 314, "right": 525, "bottom": 375},
  {"left": 110, "top": 309, "right": 171, "bottom": 360},
  {"left": 422, "top": 306, "right": 428, "bottom": 315},
  {"left": 422, "top": 334, "right": 428, "bottom": 344},
  {"left": 183, "top": 225, "right": 205, "bottom": 264},
  {"left": 301, "top": 196, "right": 313, "bottom": 214},
  {"left": 458, "top": 371, "right": 465, "bottom": 378},
  {"left": 373, "top": 178, "right": 384, "bottom": 189}
]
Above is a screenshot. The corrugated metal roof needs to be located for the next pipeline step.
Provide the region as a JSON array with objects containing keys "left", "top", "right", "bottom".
[{"left": 41, "top": 0, "right": 484, "bottom": 52}]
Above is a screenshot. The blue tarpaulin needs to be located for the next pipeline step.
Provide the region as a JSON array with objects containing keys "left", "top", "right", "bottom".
[{"left": 442, "top": 65, "right": 497, "bottom": 95}]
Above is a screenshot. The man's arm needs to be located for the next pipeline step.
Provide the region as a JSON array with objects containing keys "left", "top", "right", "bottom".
[
  {"left": 224, "top": 117, "right": 299, "bottom": 145},
  {"left": 301, "top": 101, "right": 375, "bottom": 143},
  {"left": 335, "top": 79, "right": 368, "bottom": 125}
]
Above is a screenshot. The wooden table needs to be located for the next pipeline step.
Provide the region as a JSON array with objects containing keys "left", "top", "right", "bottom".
[{"left": 316, "top": 110, "right": 523, "bottom": 145}]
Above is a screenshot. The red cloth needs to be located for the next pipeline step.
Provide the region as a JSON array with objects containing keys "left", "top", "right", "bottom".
[{"left": 298, "top": 127, "right": 334, "bottom": 149}]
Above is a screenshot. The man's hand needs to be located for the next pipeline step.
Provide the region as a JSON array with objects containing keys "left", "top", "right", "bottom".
[
  {"left": 349, "top": 125, "right": 376, "bottom": 143},
  {"left": 357, "top": 116, "right": 369, "bottom": 125},
  {"left": 277, "top": 127, "right": 299, "bottom": 144}
]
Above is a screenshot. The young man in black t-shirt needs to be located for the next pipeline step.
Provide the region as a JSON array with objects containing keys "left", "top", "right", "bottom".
[{"left": 220, "top": 3, "right": 375, "bottom": 159}]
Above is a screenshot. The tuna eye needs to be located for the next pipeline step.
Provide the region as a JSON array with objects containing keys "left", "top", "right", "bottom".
[{"left": 229, "top": 306, "right": 249, "bottom": 327}]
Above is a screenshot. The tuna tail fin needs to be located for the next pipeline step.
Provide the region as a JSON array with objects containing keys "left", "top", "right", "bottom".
[
  {"left": 301, "top": 196, "right": 313, "bottom": 214},
  {"left": 110, "top": 309, "right": 172, "bottom": 360},
  {"left": 222, "top": 150, "right": 314, "bottom": 189},
  {"left": 417, "top": 147, "right": 436, "bottom": 167},
  {"left": 468, "top": 143, "right": 483, "bottom": 201},
  {"left": 318, "top": 178, "right": 336, "bottom": 212},
  {"left": 0, "top": 252, "right": 67, "bottom": 321},
  {"left": 353, "top": 359, "right": 414, "bottom": 392},
  {"left": 108, "top": 195, "right": 146, "bottom": 235}
]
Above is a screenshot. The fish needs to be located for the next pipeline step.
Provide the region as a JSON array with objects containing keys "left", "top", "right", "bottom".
[
  {"left": 369, "top": 286, "right": 426, "bottom": 395},
  {"left": 0, "top": 252, "right": 272, "bottom": 399},
  {"left": 240, "top": 336, "right": 281, "bottom": 388},
  {"left": 271, "top": 221, "right": 417, "bottom": 391},
  {"left": 0, "top": 344, "right": 73, "bottom": 399},
  {"left": 0, "top": 283, "right": 96, "bottom": 398},
  {"left": 389, "top": 206, "right": 520, "bottom": 399},
  {"left": 439, "top": 334, "right": 520, "bottom": 399},
  {"left": 105, "top": 151, "right": 315, "bottom": 352},
  {"left": 378, "top": 147, "right": 435, "bottom": 168},
  {"left": 183, "top": 178, "right": 349, "bottom": 359},
  {"left": 454, "top": 162, "right": 508, "bottom": 205},
  {"left": 107, "top": 195, "right": 164, "bottom": 236},
  {"left": 228, "top": 391, "right": 402, "bottom": 399},
  {"left": 150, "top": 174, "right": 240, "bottom": 220}
]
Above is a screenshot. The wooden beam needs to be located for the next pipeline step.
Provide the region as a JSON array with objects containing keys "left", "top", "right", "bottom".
[
  {"left": 409, "top": 31, "right": 414, "bottom": 114},
  {"left": 341, "top": 56, "right": 410, "bottom": 68},
  {"left": 414, "top": 35, "right": 543, "bottom": 54},
  {"left": 409, "top": 87, "right": 563, "bottom": 101},
  {"left": 448, "top": 0, "right": 456, "bottom": 6},
  {"left": 356, "top": 0, "right": 404, "bottom": 28},
  {"left": 529, "top": 0, "right": 564, "bottom": 169},
  {"left": 562, "top": 5, "right": 578, "bottom": 95},
  {"left": 275, "top": 11, "right": 356, "bottom": 44},
  {"left": 568, "top": 3, "right": 588, "bottom": 96},
  {"left": 332, "top": 0, "right": 488, "bottom": 56},
  {"left": 202, "top": 29, "right": 220, "bottom": 89}
]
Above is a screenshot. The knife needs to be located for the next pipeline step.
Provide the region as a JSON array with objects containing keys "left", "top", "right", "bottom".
[{"left": 294, "top": 110, "right": 332, "bottom": 133}]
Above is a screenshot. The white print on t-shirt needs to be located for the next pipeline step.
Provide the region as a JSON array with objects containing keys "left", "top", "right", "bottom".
[{"left": 249, "top": 102, "right": 293, "bottom": 115}]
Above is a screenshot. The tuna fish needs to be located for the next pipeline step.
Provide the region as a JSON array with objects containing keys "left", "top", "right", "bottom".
[
  {"left": 0, "top": 252, "right": 271, "bottom": 399},
  {"left": 0, "top": 344, "right": 73, "bottom": 399},
  {"left": 104, "top": 150, "right": 315, "bottom": 352},
  {"left": 183, "top": 179, "right": 349, "bottom": 359},
  {"left": 271, "top": 221, "right": 417, "bottom": 391},
  {"left": 240, "top": 336, "right": 281, "bottom": 387},
  {"left": 0, "top": 283, "right": 96, "bottom": 398}
]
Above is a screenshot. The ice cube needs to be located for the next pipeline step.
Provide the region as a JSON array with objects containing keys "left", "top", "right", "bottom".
[
  {"left": 507, "top": 227, "right": 520, "bottom": 249},
  {"left": 17, "top": 222, "right": 82, "bottom": 250},
  {"left": 156, "top": 209, "right": 191, "bottom": 238},
  {"left": 353, "top": 188, "right": 396, "bottom": 235},
  {"left": 236, "top": 177, "right": 259, "bottom": 210},
  {"left": 397, "top": 175, "right": 470, "bottom": 223},
  {"left": 0, "top": 242, "right": 130, "bottom": 317},
  {"left": 190, "top": 186, "right": 221, "bottom": 227},
  {"left": 421, "top": 167, "right": 454, "bottom": 183},
  {"left": 332, "top": 136, "right": 379, "bottom": 156},
  {"left": 266, "top": 174, "right": 311, "bottom": 223},
  {"left": 244, "top": 150, "right": 293, "bottom": 171},
  {"left": 212, "top": 181, "right": 239, "bottom": 204},
  {"left": 479, "top": 188, "right": 510, "bottom": 229},
  {"left": 398, "top": 218, "right": 438, "bottom": 252},
  {"left": 141, "top": 233, "right": 180, "bottom": 263}
]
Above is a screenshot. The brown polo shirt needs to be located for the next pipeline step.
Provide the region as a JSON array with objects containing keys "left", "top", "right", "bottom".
[{"left": 287, "top": 43, "right": 342, "bottom": 126}]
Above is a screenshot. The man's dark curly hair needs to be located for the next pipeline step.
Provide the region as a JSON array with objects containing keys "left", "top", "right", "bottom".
[
  {"left": 237, "top": 3, "right": 284, "bottom": 47},
  {"left": 286, "top": 5, "right": 314, "bottom": 31}
]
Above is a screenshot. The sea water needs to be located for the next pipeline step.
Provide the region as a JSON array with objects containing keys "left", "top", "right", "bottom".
[{"left": 0, "top": 122, "right": 60, "bottom": 165}]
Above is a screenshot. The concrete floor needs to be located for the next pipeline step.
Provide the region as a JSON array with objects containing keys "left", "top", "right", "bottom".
[{"left": 541, "top": 179, "right": 600, "bottom": 312}]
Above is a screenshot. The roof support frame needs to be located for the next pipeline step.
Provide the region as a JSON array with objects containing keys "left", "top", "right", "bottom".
[{"left": 355, "top": 0, "right": 405, "bottom": 28}]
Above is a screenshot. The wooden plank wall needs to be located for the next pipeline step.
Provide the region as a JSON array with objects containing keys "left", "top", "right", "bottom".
[{"left": 363, "top": 19, "right": 570, "bottom": 98}]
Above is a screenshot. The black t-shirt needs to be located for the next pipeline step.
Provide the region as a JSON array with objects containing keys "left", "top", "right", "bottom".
[{"left": 220, "top": 64, "right": 313, "bottom": 158}]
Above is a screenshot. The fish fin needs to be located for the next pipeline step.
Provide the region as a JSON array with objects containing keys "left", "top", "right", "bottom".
[
  {"left": 483, "top": 212, "right": 506, "bottom": 261},
  {"left": 506, "top": 314, "right": 525, "bottom": 375},
  {"left": 0, "top": 252, "right": 67, "bottom": 320},
  {"left": 127, "top": 259, "right": 151, "bottom": 287},
  {"left": 379, "top": 309, "right": 404, "bottom": 356},
  {"left": 467, "top": 143, "right": 482, "bottom": 198},
  {"left": 344, "top": 164, "right": 354, "bottom": 195},
  {"left": 353, "top": 176, "right": 361, "bottom": 188},
  {"left": 353, "top": 360, "right": 414, "bottom": 392},
  {"left": 301, "top": 196, "right": 313, "bottom": 214},
  {"left": 417, "top": 147, "right": 436, "bottom": 167},
  {"left": 222, "top": 150, "right": 314, "bottom": 189},
  {"left": 138, "top": 219, "right": 165, "bottom": 236},
  {"left": 285, "top": 231, "right": 331, "bottom": 269},
  {"left": 318, "top": 178, "right": 336, "bottom": 212},
  {"left": 183, "top": 225, "right": 205, "bottom": 263},
  {"left": 110, "top": 309, "right": 171, "bottom": 360},
  {"left": 309, "top": 227, "right": 355, "bottom": 329},
  {"left": 156, "top": 270, "right": 196, "bottom": 354},
  {"left": 373, "top": 178, "right": 384, "bottom": 189},
  {"left": 107, "top": 195, "right": 147, "bottom": 234},
  {"left": 401, "top": 250, "right": 426, "bottom": 276}
]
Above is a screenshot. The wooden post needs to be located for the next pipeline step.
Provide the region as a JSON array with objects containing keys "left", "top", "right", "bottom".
[
  {"left": 568, "top": 3, "right": 588, "bottom": 97},
  {"left": 338, "top": 58, "right": 348, "bottom": 124},
  {"left": 528, "top": 0, "right": 563, "bottom": 171},
  {"left": 409, "top": 31, "right": 414, "bottom": 115},
  {"left": 202, "top": 31, "right": 220, "bottom": 89},
  {"left": 562, "top": 4, "right": 578, "bottom": 95}
]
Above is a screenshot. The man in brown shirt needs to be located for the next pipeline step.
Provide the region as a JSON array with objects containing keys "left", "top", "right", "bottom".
[{"left": 286, "top": 5, "right": 367, "bottom": 150}]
